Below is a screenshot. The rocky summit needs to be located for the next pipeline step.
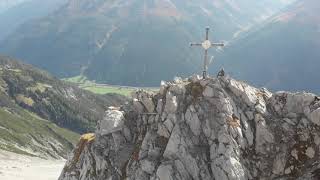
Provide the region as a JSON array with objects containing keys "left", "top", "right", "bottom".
[{"left": 59, "top": 75, "right": 320, "bottom": 180}]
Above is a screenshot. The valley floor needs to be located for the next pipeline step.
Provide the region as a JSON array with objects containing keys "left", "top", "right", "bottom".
[{"left": 0, "top": 150, "right": 65, "bottom": 180}]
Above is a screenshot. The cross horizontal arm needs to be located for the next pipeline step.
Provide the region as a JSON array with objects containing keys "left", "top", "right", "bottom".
[
  {"left": 190, "top": 43, "right": 202, "bottom": 46},
  {"left": 211, "top": 43, "right": 224, "bottom": 47}
]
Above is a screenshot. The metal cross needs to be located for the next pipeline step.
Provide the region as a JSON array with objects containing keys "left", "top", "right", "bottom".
[{"left": 191, "top": 27, "right": 224, "bottom": 79}]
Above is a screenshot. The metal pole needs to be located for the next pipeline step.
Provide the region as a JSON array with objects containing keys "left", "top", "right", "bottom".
[
  {"left": 203, "top": 49, "right": 208, "bottom": 79},
  {"left": 203, "top": 27, "right": 210, "bottom": 78},
  {"left": 206, "top": 27, "right": 209, "bottom": 40}
]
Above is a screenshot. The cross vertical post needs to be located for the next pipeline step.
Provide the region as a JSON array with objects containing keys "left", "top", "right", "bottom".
[{"left": 191, "top": 27, "right": 224, "bottom": 79}]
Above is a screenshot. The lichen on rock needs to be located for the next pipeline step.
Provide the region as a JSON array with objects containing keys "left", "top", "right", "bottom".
[
  {"left": 59, "top": 75, "right": 320, "bottom": 180},
  {"left": 62, "top": 133, "right": 95, "bottom": 175}
]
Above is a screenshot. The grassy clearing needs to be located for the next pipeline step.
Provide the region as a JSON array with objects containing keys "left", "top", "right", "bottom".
[
  {"left": 0, "top": 108, "right": 79, "bottom": 157},
  {"left": 83, "top": 86, "right": 134, "bottom": 96},
  {"left": 63, "top": 75, "right": 158, "bottom": 97},
  {"left": 15, "top": 94, "right": 35, "bottom": 106},
  {"left": 64, "top": 75, "right": 88, "bottom": 84},
  {"left": 27, "top": 83, "right": 52, "bottom": 93}
]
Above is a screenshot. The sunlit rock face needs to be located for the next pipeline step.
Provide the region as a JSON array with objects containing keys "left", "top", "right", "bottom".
[{"left": 59, "top": 75, "right": 320, "bottom": 180}]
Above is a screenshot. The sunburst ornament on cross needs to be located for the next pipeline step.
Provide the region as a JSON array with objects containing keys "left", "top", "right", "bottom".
[
  {"left": 191, "top": 27, "right": 224, "bottom": 79},
  {"left": 201, "top": 40, "right": 212, "bottom": 50}
]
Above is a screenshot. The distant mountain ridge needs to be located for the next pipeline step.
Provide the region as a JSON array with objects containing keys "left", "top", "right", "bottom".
[
  {"left": 0, "top": 0, "right": 67, "bottom": 41},
  {"left": 0, "top": 0, "right": 294, "bottom": 86},
  {"left": 213, "top": 0, "right": 320, "bottom": 93},
  {"left": 0, "top": 0, "right": 28, "bottom": 13}
]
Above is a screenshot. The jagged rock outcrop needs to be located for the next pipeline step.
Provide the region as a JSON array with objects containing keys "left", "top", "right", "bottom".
[{"left": 59, "top": 75, "right": 320, "bottom": 180}]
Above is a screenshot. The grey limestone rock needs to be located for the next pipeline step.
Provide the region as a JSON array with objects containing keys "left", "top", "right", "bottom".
[{"left": 59, "top": 76, "right": 320, "bottom": 180}]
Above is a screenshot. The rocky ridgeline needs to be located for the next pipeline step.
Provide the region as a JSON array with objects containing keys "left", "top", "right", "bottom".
[{"left": 59, "top": 75, "right": 320, "bottom": 180}]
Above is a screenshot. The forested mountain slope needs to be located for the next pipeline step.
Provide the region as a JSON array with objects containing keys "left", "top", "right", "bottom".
[{"left": 214, "top": 0, "right": 320, "bottom": 93}]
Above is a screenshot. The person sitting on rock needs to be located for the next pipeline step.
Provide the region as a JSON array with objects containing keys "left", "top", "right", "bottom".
[{"left": 217, "top": 68, "right": 225, "bottom": 77}]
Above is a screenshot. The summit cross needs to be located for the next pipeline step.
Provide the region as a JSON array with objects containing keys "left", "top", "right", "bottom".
[{"left": 191, "top": 27, "right": 224, "bottom": 79}]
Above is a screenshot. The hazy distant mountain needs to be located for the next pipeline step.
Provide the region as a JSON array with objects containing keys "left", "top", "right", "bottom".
[
  {"left": 0, "top": 0, "right": 28, "bottom": 12},
  {"left": 0, "top": 0, "right": 293, "bottom": 86},
  {"left": 0, "top": 0, "right": 67, "bottom": 41},
  {"left": 214, "top": 0, "right": 320, "bottom": 93}
]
